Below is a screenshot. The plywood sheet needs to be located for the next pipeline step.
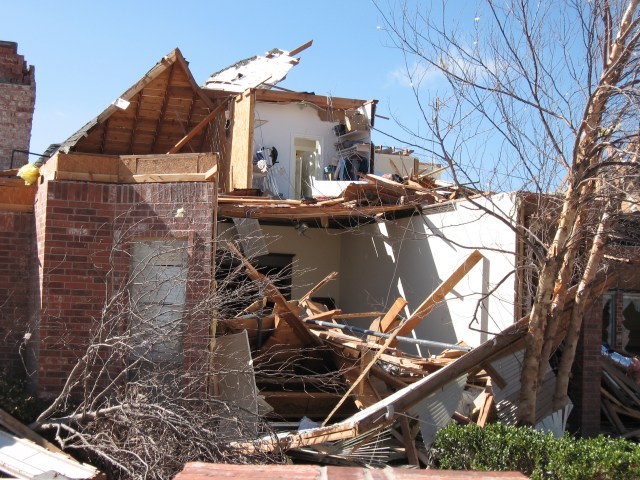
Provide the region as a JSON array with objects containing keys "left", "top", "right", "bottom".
[{"left": 229, "top": 90, "right": 254, "bottom": 190}]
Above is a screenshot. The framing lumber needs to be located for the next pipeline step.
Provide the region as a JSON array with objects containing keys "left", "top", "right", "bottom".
[
  {"left": 226, "top": 242, "right": 320, "bottom": 346},
  {"left": 255, "top": 89, "right": 371, "bottom": 111},
  {"left": 299, "top": 271, "right": 338, "bottom": 304},
  {"left": 332, "top": 353, "right": 381, "bottom": 410},
  {"left": 232, "top": 316, "right": 530, "bottom": 454},
  {"left": 376, "top": 297, "right": 409, "bottom": 333},
  {"left": 229, "top": 89, "right": 255, "bottom": 190},
  {"left": 306, "top": 309, "right": 342, "bottom": 320},
  {"left": 167, "top": 101, "right": 228, "bottom": 154},
  {"left": 323, "top": 298, "right": 408, "bottom": 426},
  {"left": 288, "top": 40, "right": 314, "bottom": 57},
  {"left": 399, "top": 416, "right": 420, "bottom": 466},
  {"left": 477, "top": 390, "right": 494, "bottom": 427},
  {"left": 395, "top": 250, "right": 483, "bottom": 338}
]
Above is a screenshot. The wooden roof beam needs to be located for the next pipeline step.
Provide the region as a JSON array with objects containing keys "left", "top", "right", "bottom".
[
  {"left": 168, "top": 101, "right": 228, "bottom": 154},
  {"left": 254, "top": 89, "right": 374, "bottom": 110},
  {"left": 150, "top": 63, "right": 175, "bottom": 153},
  {"left": 288, "top": 40, "right": 313, "bottom": 57}
]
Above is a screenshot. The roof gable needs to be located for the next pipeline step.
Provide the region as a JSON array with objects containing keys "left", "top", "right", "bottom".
[{"left": 58, "top": 48, "right": 217, "bottom": 156}]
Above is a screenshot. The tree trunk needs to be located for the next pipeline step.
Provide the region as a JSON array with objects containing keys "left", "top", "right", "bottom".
[
  {"left": 517, "top": 185, "right": 582, "bottom": 425},
  {"left": 552, "top": 206, "right": 611, "bottom": 410}
]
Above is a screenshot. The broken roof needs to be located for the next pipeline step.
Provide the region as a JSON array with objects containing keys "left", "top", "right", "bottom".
[{"left": 203, "top": 41, "right": 312, "bottom": 93}]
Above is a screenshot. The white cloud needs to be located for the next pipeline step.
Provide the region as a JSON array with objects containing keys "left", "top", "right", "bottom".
[{"left": 386, "top": 61, "right": 443, "bottom": 88}]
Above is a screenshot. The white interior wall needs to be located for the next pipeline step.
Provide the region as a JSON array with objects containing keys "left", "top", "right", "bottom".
[
  {"left": 253, "top": 102, "right": 340, "bottom": 199},
  {"left": 338, "top": 193, "right": 519, "bottom": 351},
  {"left": 216, "top": 193, "right": 519, "bottom": 351},
  {"left": 218, "top": 222, "right": 343, "bottom": 304}
]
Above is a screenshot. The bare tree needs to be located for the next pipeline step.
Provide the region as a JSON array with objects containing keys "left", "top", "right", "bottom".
[{"left": 375, "top": 0, "right": 640, "bottom": 424}]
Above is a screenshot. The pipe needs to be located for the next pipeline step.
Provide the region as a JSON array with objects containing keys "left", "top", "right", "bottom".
[
  {"left": 304, "top": 319, "right": 472, "bottom": 352},
  {"left": 10, "top": 149, "right": 49, "bottom": 169}
]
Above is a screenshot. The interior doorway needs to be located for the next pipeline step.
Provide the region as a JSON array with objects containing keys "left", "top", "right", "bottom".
[{"left": 293, "top": 137, "right": 321, "bottom": 199}]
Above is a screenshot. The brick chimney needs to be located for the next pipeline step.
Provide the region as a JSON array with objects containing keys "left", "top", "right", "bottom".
[{"left": 0, "top": 41, "right": 35, "bottom": 170}]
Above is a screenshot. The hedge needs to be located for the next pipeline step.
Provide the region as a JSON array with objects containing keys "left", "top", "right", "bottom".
[{"left": 431, "top": 422, "right": 640, "bottom": 479}]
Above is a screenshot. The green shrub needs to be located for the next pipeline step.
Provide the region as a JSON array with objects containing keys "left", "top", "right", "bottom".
[
  {"left": 432, "top": 422, "right": 640, "bottom": 479},
  {"left": 0, "top": 372, "right": 47, "bottom": 424}
]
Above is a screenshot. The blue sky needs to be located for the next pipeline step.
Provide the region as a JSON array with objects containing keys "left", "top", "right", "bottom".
[{"left": 4, "top": 0, "right": 437, "bottom": 161}]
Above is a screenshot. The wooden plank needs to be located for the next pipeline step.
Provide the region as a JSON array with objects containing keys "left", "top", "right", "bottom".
[
  {"left": 377, "top": 297, "right": 409, "bottom": 333},
  {"left": 602, "top": 398, "right": 625, "bottom": 434},
  {"left": 261, "top": 391, "right": 357, "bottom": 419},
  {"left": 226, "top": 242, "right": 320, "bottom": 346},
  {"left": 306, "top": 309, "right": 342, "bottom": 321},
  {"left": 323, "top": 298, "right": 408, "bottom": 426},
  {"left": 52, "top": 171, "right": 119, "bottom": 183},
  {"left": 602, "top": 361, "right": 640, "bottom": 407},
  {"left": 203, "top": 163, "right": 218, "bottom": 180},
  {"left": 167, "top": 101, "right": 227, "bottom": 154},
  {"left": 128, "top": 173, "right": 208, "bottom": 183},
  {"left": 229, "top": 89, "right": 255, "bottom": 190},
  {"left": 255, "top": 89, "right": 370, "bottom": 111},
  {"left": 481, "top": 362, "right": 507, "bottom": 390},
  {"left": 232, "top": 316, "right": 530, "bottom": 454},
  {"left": 399, "top": 416, "right": 420, "bottom": 466},
  {"left": 395, "top": 250, "right": 483, "bottom": 338},
  {"left": 477, "top": 390, "right": 494, "bottom": 427},
  {"left": 332, "top": 352, "right": 382, "bottom": 410},
  {"left": 299, "top": 271, "right": 338, "bottom": 304},
  {"left": 217, "top": 202, "right": 417, "bottom": 221},
  {"left": 55, "top": 152, "right": 120, "bottom": 175},
  {"left": 288, "top": 40, "right": 314, "bottom": 57}
]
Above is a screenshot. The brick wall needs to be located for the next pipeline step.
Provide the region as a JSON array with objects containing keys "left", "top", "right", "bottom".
[
  {"left": 32, "top": 180, "right": 215, "bottom": 396},
  {"left": 0, "top": 41, "right": 35, "bottom": 169},
  {"left": 571, "top": 254, "right": 640, "bottom": 435},
  {"left": 0, "top": 211, "right": 34, "bottom": 376},
  {"left": 571, "top": 300, "right": 603, "bottom": 436}
]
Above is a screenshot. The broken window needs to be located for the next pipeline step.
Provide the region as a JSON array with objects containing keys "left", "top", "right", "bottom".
[{"left": 622, "top": 294, "right": 640, "bottom": 356}]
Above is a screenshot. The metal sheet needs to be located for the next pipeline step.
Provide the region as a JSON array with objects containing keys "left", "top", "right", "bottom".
[{"left": 411, "top": 375, "right": 466, "bottom": 447}]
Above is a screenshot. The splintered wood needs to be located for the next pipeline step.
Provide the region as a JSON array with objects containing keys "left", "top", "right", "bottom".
[
  {"left": 215, "top": 247, "right": 519, "bottom": 467},
  {"left": 601, "top": 359, "right": 640, "bottom": 438},
  {"left": 216, "top": 171, "right": 481, "bottom": 224}
]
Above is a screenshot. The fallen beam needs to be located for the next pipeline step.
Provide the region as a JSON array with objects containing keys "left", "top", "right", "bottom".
[
  {"left": 232, "top": 315, "right": 529, "bottom": 453},
  {"left": 305, "top": 319, "right": 471, "bottom": 351},
  {"left": 396, "top": 250, "right": 483, "bottom": 338}
]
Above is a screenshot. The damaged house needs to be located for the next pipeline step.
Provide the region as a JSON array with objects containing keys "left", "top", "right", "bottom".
[{"left": 1, "top": 41, "right": 640, "bottom": 475}]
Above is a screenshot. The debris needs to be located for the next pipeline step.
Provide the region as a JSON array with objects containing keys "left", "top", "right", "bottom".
[
  {"left": 0, "top": 429, "right": 102, "bottom": 479},
  {"left": 16, "top": 163, "right": 39, "bottom": 185},
  {"left": 212, "top": 239, "right": 572, "bottom": 467}
]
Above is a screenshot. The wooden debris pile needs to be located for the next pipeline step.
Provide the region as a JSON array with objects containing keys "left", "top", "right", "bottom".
[
  {"left": 217, "top": 171, "right": 479, "bottom": 225},
  {"left": 600, "top": 357, "right": 640, "bottom": 439},
  {"left": 214, "top": 246, "right": 524, "bottom": 467}
]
